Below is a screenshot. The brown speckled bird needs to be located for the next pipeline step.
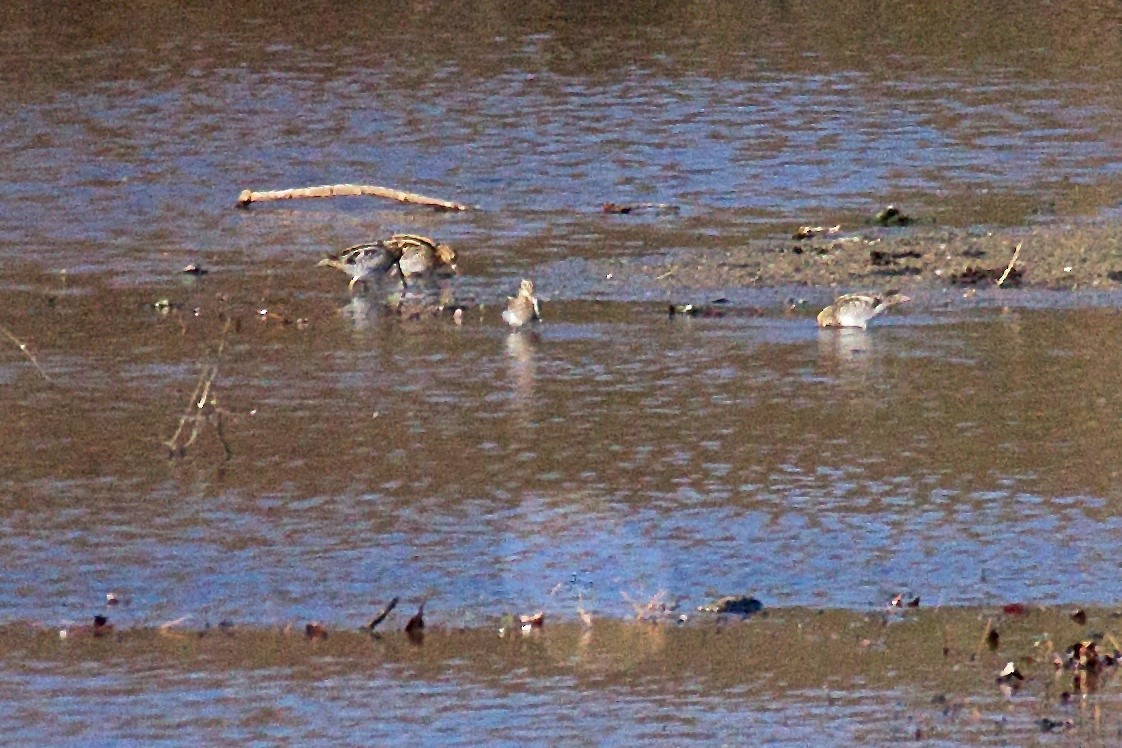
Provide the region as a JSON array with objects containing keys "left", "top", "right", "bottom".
[
  {"left": 502, "top": 279, "right": 542, "bottom": 329},
  {"left": 387, "top": 234, "right": 457, "bottom": 280},
  {"left": 817, "top": 291, "right": 910, "bottom": 330},
  {"left": 317, "top": 241, "right": 402, "bottom": 291},
  {"left": 318, "top": 234, "right": 457, "bottom": 291}
]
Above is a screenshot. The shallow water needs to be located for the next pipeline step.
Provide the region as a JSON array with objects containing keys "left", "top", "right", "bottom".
[
  {"left": 5, "top": 0, "right": 1122, "bottom": 743},
  {"left": 4, "top": 284, "right": 1122, "bottom": 625}
]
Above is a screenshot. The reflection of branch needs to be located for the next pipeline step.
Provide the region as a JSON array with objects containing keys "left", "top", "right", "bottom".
[
  {"left": 0, "top": 322, "right": 53, "bottom": 383},
  {"left": 164, "top": 318, "right": 233, "bottom": 460},
  {"left": 996, "top": 242, "right": 1023, "bottom": 287}
]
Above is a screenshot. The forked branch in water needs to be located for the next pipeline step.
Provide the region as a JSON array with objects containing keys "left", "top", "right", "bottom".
[
  {"left": 236, "top": 184, "right": 469, "bottom": 212},
  {"left": 0, "top": 322, "right": 53, "bottom": 383},
  {"left": 164, "top": 318, "right": 234, "bottom": 460}
]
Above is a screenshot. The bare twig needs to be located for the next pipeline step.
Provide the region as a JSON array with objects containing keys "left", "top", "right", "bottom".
[
  {"left": 236, "top": 184, "right": 468, "bottom": 212},
  {"left": 971, "top": 617, "right": 994, "bottom": 660},
  {"left": 157, "top": 615, "right": 191, "bottom": 631},
  {"left": 164, "top": 318, "right": 234, "bottom": 459},
  {"left": 0, "top": 322, "right": 53, "bottom": 383},
  {"left": 368, "top": 597, "right": 399, "bottom": 631},
  {"left": 996, "top": 242, "right": 1023, "bottom": 287}
]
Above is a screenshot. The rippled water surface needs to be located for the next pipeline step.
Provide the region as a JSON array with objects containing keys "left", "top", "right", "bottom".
[{"left": 5, "top": 0, "right": 1122, "bottom": 743}]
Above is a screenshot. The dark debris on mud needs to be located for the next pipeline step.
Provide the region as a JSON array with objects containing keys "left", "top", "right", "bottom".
[
  {"left": 31, "top": 590, "right": 1122, "bottom": 741},
  {"left": 616, "top": 218, "right": 1122, "bottom": 293}
]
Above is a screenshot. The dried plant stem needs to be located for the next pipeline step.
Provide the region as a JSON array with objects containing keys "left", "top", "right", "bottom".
[
  {"left": 164, "top": 318, "right": 234, "bottom": 459},
  {"left": 236, "top": 183, "right": 468, "bottom": 212},
  {"left": 996, "top": 242, "right": 1023, "bottom": 287},
  {"left": 972, "top": 616, "right": 994, "bottom": 660},
  {"left": 368, "top": 597, "right": 400, "bottom": 631},
  {"left": 0, "top": 322, "right": 53, "bottom": 383}
]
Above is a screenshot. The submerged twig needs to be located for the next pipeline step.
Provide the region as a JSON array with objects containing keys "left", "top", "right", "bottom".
[
  {"left": 164, "top": 318, "right": 234, "bottom": 460},
  {"left": 236, "top": 184, "right": 468, "bottom": 212},
  {"left": 157, "top": 615, "right": 191, "bottom": 631},
  {"left": 368, "top": 597, "right": 399, "bottom": 631},
  {"left": 996, "top": 242, "right": 1023, "bottom": 287},
  {"left": 0, "top": 322, "right": 53, "bottom": 383}
]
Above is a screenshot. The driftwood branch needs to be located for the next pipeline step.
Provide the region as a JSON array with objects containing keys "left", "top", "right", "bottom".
[
  {"left": 236, "top": 184, "right": 468, "bottom": 212},
  {"left": 996, "top": 242, "right": 1023, "bottom": 287}
]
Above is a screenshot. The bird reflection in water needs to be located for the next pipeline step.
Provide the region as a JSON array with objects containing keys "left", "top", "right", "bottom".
[
  {"left": 817, "top": 326, "right": 877, "bottom": 401},
  {"left": 339, "top": 295, "right": 375, "bottom": 330},
  {"left": 505, "top": 329, "right": 539, "bottom": 422}
]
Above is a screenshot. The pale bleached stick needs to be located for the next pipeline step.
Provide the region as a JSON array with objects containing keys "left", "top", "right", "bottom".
[
  {"left": 0, "top": 322, "right": 53, "bottom": 383},
  {"left": 996, "top": 242, "right": 1023, "bottom": 287},
  {"left": 236, "top": 184, "right": 468, "bottom": 211}
]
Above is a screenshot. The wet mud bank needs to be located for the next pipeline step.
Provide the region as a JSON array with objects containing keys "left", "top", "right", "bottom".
[{"left": 597, "top": 219, "right": 1122, "bottom": 298}]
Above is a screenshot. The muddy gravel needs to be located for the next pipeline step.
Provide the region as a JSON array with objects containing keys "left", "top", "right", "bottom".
[{"left": 604, "top": 219, "right": 1122, "bottom": 294}]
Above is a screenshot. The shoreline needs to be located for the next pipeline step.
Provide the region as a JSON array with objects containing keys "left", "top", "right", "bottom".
[{"left": 601, "top": 219, "right": 1122, "bottom": 295}]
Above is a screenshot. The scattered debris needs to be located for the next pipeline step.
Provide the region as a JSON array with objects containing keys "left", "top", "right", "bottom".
[
  {"left": 869, "top": 249, "right": 923, "bottom": 267},
  {"left": 699, "top": 595, "right": 764, "bottom": 617},
  {"left": 888, "top": 594, "right": 921, "bottom": 609},
  {"left": 499, "top": 610, "right": 548, "bottom": 638},
  {"left": 950, "top": 250, "right": 1025, "bottom": 288},
  {"left": 1002, "top": 603, "right": 1027, "bottom": 616},
  {"left": 519, "top": 612, "right": 545, "bottom": 632},
  {"left": 785, "top": 297, "right": 810, "bottom": 312},
  {"left": 667, "top": 303, "right": 726, "bottom": 318},
  {"left": 257, "top": 308, "right": 309, "bottom": 328},
  {"left": 304, "top": 622, "right": 328, "bottom": 640},
  {"left": 152, "top": 298, "right": 185, "bottom": 314},
  {"left": 181, "top": 263, "right": 209, "bottom": 276},
  {"left": 197, "top": 620, "right": 234, "bottom": 637},
  {"left": 794, "top": 225, "right": 839, "bottom": 239},
  {"left": 1071, "top": 608, "right": 1087, "bottom": 625},
  {"left": 602, "top": 202, "right": 680, "bottom": 215},
  {"left": 871, "top": 205, "right": 911, "bottom": 227},
  {"left": 60, "top": 615, "right": 113, "bottom": 639},
  {"left": 1039, "top": 717, "right": 1074, "bottom": 733},
  {"left": 1055, "top": 639, "right": 1120, "bottom": 673}
]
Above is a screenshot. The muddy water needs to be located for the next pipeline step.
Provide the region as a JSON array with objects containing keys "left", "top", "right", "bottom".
[
  {"left": 5, "top": 0, "right": 1122, "bottom": 743},
  {"left": 4, "top": 609, "right": 1121, "bottom": 744}
]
